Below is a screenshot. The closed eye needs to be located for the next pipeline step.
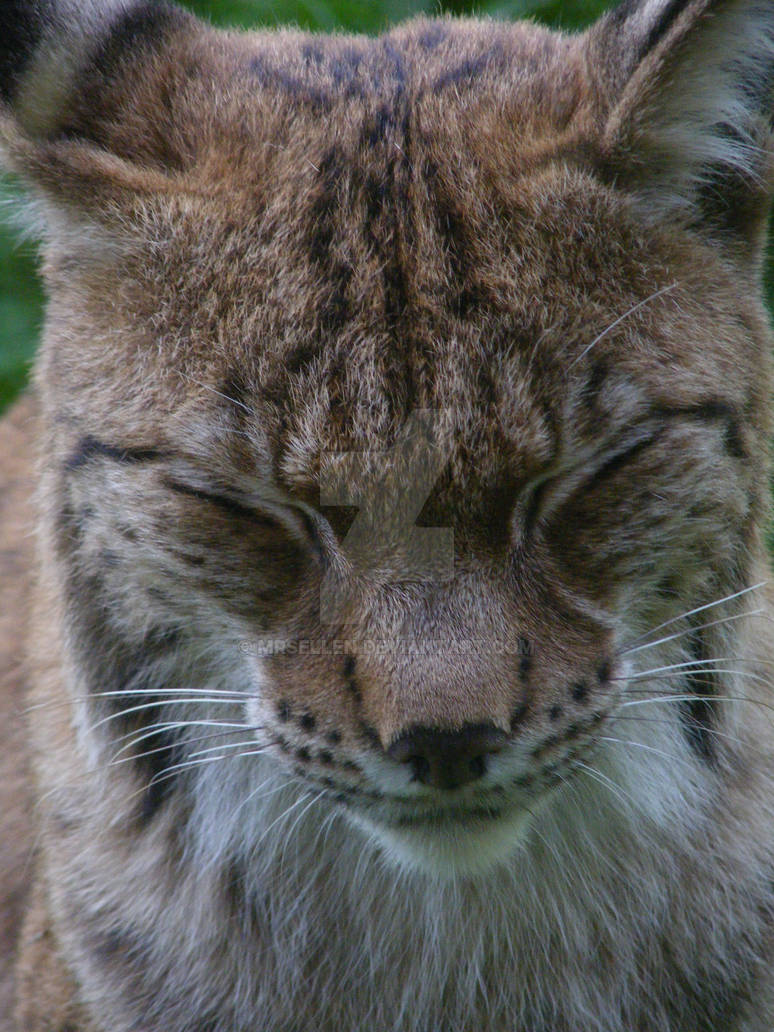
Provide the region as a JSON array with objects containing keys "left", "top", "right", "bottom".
[
  {"left": 521, "top": 472, "right": 557, "bottom": 540},
  {"left": 575, "top": 430, "right": 663, "bottom": 493},
  {"left": 63, "top": 433, "right": 328, "bottom": 559},
  {"left": 162, "top": 477, "right": 283, "bottom": 529},
  {"left": 519, "top": 397, "right": 742, "bottom": 539},
  {"left": 162, "top": 476, "right": 328, "bottom": 560},
  {"left": 520, "top": 430, "right": 661, "bottom": 540}
]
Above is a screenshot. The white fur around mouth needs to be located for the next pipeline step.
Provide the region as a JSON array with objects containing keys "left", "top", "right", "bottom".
[
  {"left": 385, "top": 803, "right": 506, "bottom": 828},
  {"left": 349, "top": 800, "right": 537, "bottom": 878}
]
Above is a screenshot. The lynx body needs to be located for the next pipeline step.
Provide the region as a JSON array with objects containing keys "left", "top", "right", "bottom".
[{"left": 2, "top": 0, "right": 774, "bottom": 1029}]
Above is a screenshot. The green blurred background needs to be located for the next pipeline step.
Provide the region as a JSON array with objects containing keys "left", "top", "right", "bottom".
[{"left": 0, "top": 0, "right": 768, "bottom": 414}]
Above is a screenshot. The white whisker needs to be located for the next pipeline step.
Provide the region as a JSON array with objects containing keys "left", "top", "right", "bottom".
[
  {"left": 23, "top": 687, "right": 247, "bottom": 714},
  {"left": 110, "top": 718, "right": 251, "bottom": 751},
  {"left": 622, "top": 657, "right": 736, "bottom": 678},
  {"left": 619, "top": 582, "right": 766, "bottom": 652},
  {"left": 86, "top": 698, "right": 246, "bottom": 736},
  {"left": 611, "top": 714, "right": 748, "bottom": 751},
  {"left": 568, "top": 282, "right": 678, "bottom": 369},
  {"left": 572, "top": 761, "right": 636, "bottom": 811},
  {"left": 621, "top": 609, "right": 763, "bottom": 656},
  {"left": 187, "top": 739, "right": 262, "bottom": 761},
  {"left": 93, "top": 687, "right": 247, "bottom": 700},
  {"left": 619, "top": 694, "right": 774, "bottom": 716},
  {"left": 252, "top": 788, "right": 317, "bottom": 851},
  {"left": 279, "top": 791, "right": 329, "bottom": 868},
  {"left": 109, "top": 725, "right": 254, "bottom": 766},
  {"left": 598, "top": 735, "right": 700, "bottom": 771},
  {"left": 622, "top": 668, "right": 773, "bottom": 689},
  {"left": 147, "top": 746, "right": 274, "bottom": 787}
]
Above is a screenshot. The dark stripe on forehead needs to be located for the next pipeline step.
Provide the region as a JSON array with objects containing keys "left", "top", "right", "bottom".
[
  {"left": 306, "top": 146, "right": 355, "bottom": 334},
  {"left": 432, "top": 42, "right": 508, "bottom": 94},
  {"left": 249, "top": 33, "right": 411, "bottom": 109},
  {"left": 249, "top": 54, "right": 335, "bottom": 111},
  {"left": 378, "top": 37, "right": 407, "bottom": 89},
  {"left": 607, "top": 0, "right": 642, "bottom": 24},
  {"left": 418, "top": 23, "right": 450, "bottom": 52},
  {"left": 427, "top": 168, "right": 498, "bottom": 319},
  {"left": 65, "top": 436, "right": 166, "bottom": 472}
]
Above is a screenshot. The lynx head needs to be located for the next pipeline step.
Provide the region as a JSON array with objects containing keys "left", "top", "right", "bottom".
[{"left": 2, "top": 0, "right": 773, "bottom": 877}]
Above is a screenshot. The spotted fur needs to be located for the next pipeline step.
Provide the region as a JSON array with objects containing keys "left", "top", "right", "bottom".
[{"left": 2, "top": 0, "right": 774, "bottom": 1029}]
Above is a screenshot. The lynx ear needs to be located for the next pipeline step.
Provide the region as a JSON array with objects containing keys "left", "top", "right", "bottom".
[
  {"left": 589, "top": 0, "right": 774, "bottom": 250},
  {"left": 0, "top": 0, "right": 201, "bottom": 202}
]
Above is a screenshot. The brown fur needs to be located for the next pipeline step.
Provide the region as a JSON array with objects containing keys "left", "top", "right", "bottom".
[
  {"left": 3, "top": 1, "right": 774, "bottom": 1029},
  {"left": 0, "top": 395, "right": 36, "bottom": 1032}
]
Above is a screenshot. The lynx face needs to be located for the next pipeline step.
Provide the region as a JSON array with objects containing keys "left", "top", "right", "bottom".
[
  {"left": 8, "top": 2, "right": 774, "bottom": 1030},
  {"left": 2, "top": 0, "right": 773, "bottom": 883}
]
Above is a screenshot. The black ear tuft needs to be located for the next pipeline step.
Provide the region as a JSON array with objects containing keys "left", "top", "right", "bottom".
[
  {"left": 0, "top": 0, "right": 209, "bottom": 207},
  {"left": 0, "top": 0, "right": 194, "bottom": 142},
  {"left": 589, "top": 0, "right": 774, "bottom": 253},
  {"left": 627, "top": 0, "right": 689, "bottom": 62},
  {"left": 608, "top": 0, "right": 690, "bottom": 57},
  {"left": 593, "top": 0, "right": 697, "bottom": 98},
  {"left": 0, "top": 0, "right": 49, "bottom": 104},
  {"left": 87, "top": 2, "right": 189, "bottom": 88}
]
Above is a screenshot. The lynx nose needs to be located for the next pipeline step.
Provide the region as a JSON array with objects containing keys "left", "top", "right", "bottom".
[{"left": 387, "top": 723, "right": 508, "bottom": 791}]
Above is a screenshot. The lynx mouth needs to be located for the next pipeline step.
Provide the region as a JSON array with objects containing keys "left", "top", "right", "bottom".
[
  {"left": 292, "top": 725, "right": 604, "bottom": 875},
  {"left": 349, "top": 797, "right": 539, "bottom": 877},
  {"left": 384, "top": 803, "right": 505, "bottom": 829}
]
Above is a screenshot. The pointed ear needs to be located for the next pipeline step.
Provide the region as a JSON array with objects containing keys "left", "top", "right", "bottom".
[
  {"left": 0, "top": 0, "right": 205, "bottom": 206},
  {"left": 587, "top": 0, "right": 774, "bottom": 255}
]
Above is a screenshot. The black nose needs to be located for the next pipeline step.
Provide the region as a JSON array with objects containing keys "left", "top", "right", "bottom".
[{"left": 387, "top": 723, "right": 508, "bottom": 791}]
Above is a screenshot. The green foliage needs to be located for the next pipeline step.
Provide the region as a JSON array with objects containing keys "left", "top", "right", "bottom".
[
  {"left": 0, "top": 229, "right": 43, "bottom": 411},
  {"left": 182, "top": 0, "right": 611, "bottom": 34}
]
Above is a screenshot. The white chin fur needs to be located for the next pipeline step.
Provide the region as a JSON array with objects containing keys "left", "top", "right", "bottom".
[{"left": 350, "top": 806, "right": 534, "bottom": 879}]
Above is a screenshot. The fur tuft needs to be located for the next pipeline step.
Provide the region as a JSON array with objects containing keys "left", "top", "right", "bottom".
[
  {"left": 597, "top": 0, "right": 774, "bottom": 236},
  {"left": 1, "top": 0, "right": 186, "bottom": 137}
]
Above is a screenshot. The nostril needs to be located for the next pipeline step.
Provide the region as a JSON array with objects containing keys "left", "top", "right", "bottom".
[{"left": 387, "top": 723, "right": 507, "bottom": 791}]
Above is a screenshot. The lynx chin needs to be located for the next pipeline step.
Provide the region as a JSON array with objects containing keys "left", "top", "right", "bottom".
[{"left": 2, "top": 0, "right": 774, "bottom": 1029}]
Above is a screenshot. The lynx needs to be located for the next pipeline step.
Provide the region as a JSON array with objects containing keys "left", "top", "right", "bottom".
[{"left": 2, "top": 0, "right": 774, "bottom": 1028}]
